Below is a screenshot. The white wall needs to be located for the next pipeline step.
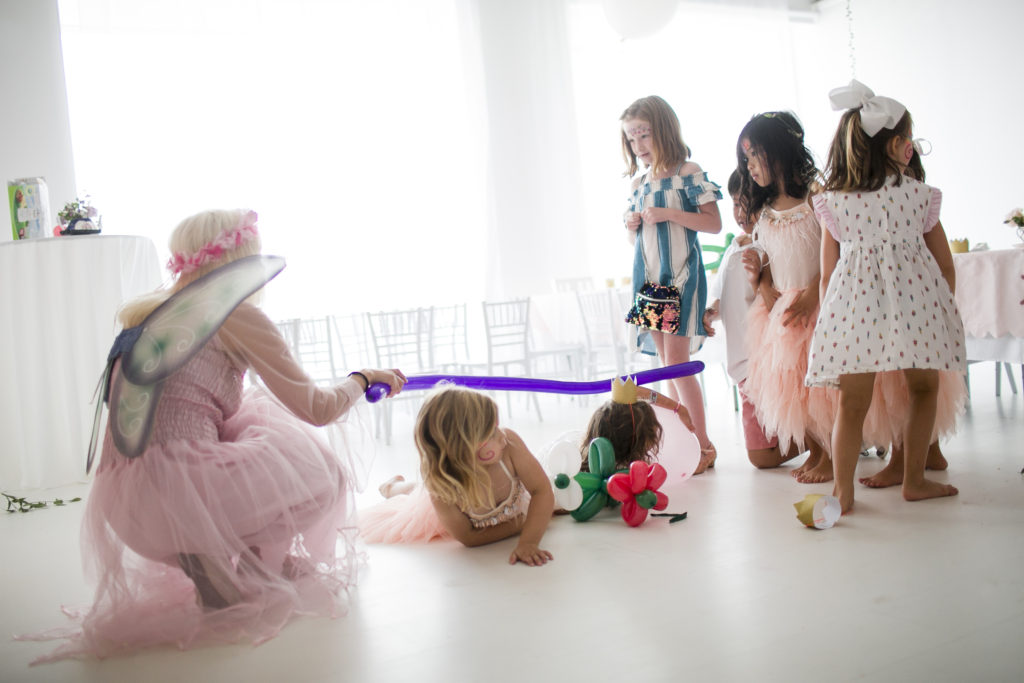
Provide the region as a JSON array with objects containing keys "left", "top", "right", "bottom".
[
  {"left": 798, "top": 0, "right": 1024, "bottom": 249},
  {"left": 0, "top": 0, "right": 75, "bottom": 243}
]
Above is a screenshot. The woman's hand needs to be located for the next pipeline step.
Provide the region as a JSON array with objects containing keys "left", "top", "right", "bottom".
[
  {"left": 624, "top": 211, "right": 641, "bottom": 232},
  {"left": 509, "top": 540, "right": 553, "bottom": 567},
  {"left": 365, "top": 368, "right": 407, "bottom": 397},
  {"left": 781, "top": 286, "right": 818, "bottom": 328}
]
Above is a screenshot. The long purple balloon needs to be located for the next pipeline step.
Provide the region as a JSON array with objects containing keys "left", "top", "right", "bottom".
[{"left": 364, "top": 361, "right": 704, "bottom": 403}]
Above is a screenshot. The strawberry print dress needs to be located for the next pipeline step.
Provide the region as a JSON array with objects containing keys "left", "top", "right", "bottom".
[{"left": 806, "top": 177, "right": 966, "bottom": 391}]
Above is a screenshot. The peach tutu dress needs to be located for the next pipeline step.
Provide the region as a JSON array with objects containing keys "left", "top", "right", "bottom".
[
  {"left": 744, "top": 202, "right": 838, "bottom": 452},
  {"left": 26, "top": 304, "right": 369, "bottom": 662}
]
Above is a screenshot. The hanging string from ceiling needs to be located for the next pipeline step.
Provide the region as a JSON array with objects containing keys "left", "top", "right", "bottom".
[{"left": 845, "top": 0, "right": 857, "bottom": 79}]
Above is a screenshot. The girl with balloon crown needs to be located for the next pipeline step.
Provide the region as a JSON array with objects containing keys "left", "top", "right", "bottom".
[
  {"left": 360, "top": 385, "right": 556, "bottom": 567},
  {"left": 806, "top": 80, "right": 965, "bottom": 514},
  {"left": 31, "top": 209, "right": 407, "bottom": 662},
  {"left": 620, "top": 94, "right": 723, "bottom": 474}
]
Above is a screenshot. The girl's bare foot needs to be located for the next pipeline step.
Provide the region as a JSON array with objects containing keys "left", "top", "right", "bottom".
[
  {"left": 379, "top": 475, "right": 406, "bottom": 498},
  {"left": 791, "top": 449, "right": 819, "bottom": 479},
  {"left": 797, "top": 456, "right": 834, "bottom": 484},
  {"left": 832, "top": 484, "right": 855, "bottom": 514},
  {"left": 694, "top": 445, "right": 717, "bottom": 475},
  {"left": 926, "top": 443, "right": 949, "bottom": 471},
  {"left": 903, "top": 478, "right": 958, "bottom": 502},
  {"left": 860, "top": 461, "right": 902, "bottom": 488}
]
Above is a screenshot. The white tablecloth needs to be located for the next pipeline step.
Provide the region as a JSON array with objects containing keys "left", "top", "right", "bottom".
[
  {"left": 953, "top": 247, "right": 1024, "bottom": 363},
  {"left": 0, "top": 235, "right": 162, "bottom": 490}
]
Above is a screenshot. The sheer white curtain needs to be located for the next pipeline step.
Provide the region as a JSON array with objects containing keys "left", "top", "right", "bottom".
[
  {"left": 58, "top": 0, "right": 487, "bottom": 319},
  {"left": 58, "top": 0, "right": 803, "bottom": 319}
]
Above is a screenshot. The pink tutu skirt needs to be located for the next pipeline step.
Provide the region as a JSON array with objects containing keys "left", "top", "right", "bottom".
[
  {"left": 26, "top": 391, "right": 362, "bottom": 663},
  {"left": 863, "top": 369, "right": 967, "bottom": 447},
  {"left": 359, "top": 485, "right": 450, "bottom": 544},
  {"left": 745, "top": 290, "right": 838, "bottom": 452}
]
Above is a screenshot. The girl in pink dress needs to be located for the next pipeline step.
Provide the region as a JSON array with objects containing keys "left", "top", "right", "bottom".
[
  {"left": 360, "top": 386, "right": 555, "bottom": 567},
  {"left": 33, "top": 209, "right": 407, "bottom": 662},
  {"left": 737, "top": 112, "right": 838, "bottom": 484},
  {"left": 808, "top": 81, "right": 964, "bottom": 513}
]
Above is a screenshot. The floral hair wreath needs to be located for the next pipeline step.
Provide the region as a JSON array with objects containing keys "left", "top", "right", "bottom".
[{"left": 167, "top": 210, "right": 259, "bottom": 276}]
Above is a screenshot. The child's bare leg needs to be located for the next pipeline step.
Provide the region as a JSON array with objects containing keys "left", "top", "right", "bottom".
[
  {"left": 832, "top": 373, "right": 875, "bottom": 513},
  {"left": 656, "top": 333, "right": 715, "bottom": 473},
  {"left": 796, "top": 436, "right": 833, "bottom": 483},
  {"left": 748, "top": 443, "right": 802, "bottom": 469},
  {"left": 926, "top": 441, "right": 948, "bottom": 470},
  {"left": 901, "top": 369, "right": 958, "bottom": 502},
  {"left": 379, "top": 475, "right": 415, "bottom": 498}
]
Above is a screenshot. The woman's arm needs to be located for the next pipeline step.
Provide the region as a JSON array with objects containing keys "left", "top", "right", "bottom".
[
  {"left": 923, "top": 220, "right": 956, "bottom": 294},
  {"left": 219, "top": 304, "right": 361, "bottom": 425}
]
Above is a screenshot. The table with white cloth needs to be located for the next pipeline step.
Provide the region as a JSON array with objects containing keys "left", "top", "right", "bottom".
[
  {"left": 953, "top": 248, "right": 1024, "bottom": 359},
  {"left": 952, "top": 247, "right": 1024, "bottom": 391},
  {"left": 0, "top": 235, "right": 162, "bottom": 490}
]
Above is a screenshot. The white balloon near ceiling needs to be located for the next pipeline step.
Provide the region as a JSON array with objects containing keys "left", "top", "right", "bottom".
[{"left": 602, "top": 0, "right": 678, "bottom": 40}]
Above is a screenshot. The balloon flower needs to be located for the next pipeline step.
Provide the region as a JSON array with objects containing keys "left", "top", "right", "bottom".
[
  {"left": 570, "top": 437, "right": 620, "bottom": 522},
  {"left": 606, "top": 460, "right": 669, "bottom": 527},
  {"left": 544, "top": 440, "right": 584, "bottom": 512}
]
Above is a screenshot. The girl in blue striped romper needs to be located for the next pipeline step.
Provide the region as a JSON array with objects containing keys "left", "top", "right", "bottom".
[{"left": 620, "top": 95, "right": 723, "bottom": 473}]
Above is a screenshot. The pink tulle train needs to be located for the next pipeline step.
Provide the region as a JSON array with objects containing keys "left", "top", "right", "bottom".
[
  {"left": 359, "top": 485, "right": 450, "bottom": 544},
  {"left": 25, "top": 391, "right": 362, "bottom": 663}
]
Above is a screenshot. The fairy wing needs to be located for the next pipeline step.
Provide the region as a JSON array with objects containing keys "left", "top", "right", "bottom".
[
  {"left": 89, "top": 255, "right": 285, "bottom": 470},
  {"left": 122, "top": 255, "right": 285, "bottom": 385}
]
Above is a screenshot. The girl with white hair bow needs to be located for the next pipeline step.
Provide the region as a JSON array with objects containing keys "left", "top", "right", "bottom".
[{"left": 806, "top": 81, "right": 966, "bottom": 515}]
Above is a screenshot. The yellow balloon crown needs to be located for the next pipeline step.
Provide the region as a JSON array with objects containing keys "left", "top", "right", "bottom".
[{"left": 611, "top": 376, "right": 639, "bottom": 404}]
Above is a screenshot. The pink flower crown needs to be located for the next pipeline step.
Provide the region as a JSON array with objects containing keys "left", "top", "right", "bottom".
[{"left": 167, "top": 211, "right": 259, "bottom": 276}]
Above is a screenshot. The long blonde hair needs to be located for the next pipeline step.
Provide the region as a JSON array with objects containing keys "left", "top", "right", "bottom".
[
  {"left": 118, "top": 209, "right": 263, "bottom": 327},
  {"left": 414, "top": 385, "right": 499, "bottom": 510}
]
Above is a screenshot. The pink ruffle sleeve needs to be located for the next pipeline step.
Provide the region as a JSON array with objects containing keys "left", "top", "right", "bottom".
[
  {"left": 924, "top": 186, "right": 942, "bottom": 233},
  {"left": 811, "top": 194, "right": 839, "bottom": 241}
]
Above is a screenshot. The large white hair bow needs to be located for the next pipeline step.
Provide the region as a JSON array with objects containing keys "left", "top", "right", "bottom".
[{"left": 828, "top": 79, "right": 906, "bottom": 137}]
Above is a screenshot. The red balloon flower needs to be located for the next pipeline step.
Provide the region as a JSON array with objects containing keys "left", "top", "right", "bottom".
[{"left": 605, "top": 461, "right": 669, "bottom": 527}]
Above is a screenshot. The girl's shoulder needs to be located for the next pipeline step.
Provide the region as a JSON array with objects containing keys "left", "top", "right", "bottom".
[{"left": 678, "top": 160, "right": 703, "bottom": 177}]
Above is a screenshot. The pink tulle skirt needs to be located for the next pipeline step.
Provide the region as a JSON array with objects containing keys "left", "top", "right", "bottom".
[
  {"left": 745, "top": 290, "right": 838, "bottom": 452},
  {"left": 359, "top": 485, "right": 450, "bottom": 544},
  {"left": 863, "top": 369, "right": 967, "bottom": 447},
  {"left": 25, "top": 391, "right": 362, "bottom": 663}
]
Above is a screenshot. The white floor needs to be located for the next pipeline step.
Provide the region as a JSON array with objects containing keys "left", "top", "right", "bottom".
[{"left": 2, "top": 365, "right": 1022, "bottom": 683}]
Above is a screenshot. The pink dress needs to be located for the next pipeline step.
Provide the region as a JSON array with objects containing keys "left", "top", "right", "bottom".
[
  {"left": 32, "top": 303, "right": 367, "bottom": 662},
  {"left": 744, "top": 202, "right": 837, "bottom": 452},
  {"left": 360, "top": 455, "right": 528, "bottom": 544}
]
